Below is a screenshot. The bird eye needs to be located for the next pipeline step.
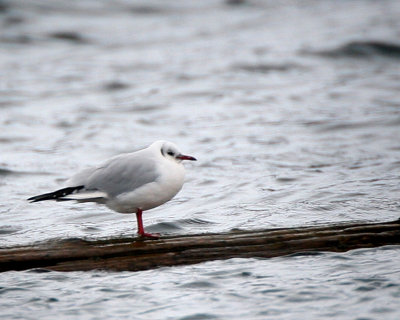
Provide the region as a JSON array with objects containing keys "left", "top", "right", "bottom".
[{"left": 167, "top": 151, "right": 174, "bottom": 156}]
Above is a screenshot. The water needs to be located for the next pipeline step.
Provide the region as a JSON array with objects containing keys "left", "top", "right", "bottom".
[{"left": 1, "top": 0, "right": 400, "bottom": 319}]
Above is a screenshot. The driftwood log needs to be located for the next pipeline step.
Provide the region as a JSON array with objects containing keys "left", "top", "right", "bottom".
[{"left": 1, "top": 219, "right": 399, "bottom": 272}]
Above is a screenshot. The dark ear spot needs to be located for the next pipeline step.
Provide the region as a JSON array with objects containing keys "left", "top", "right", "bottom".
[{"left": 160, "top": 148, "right": 165, "bottom": 156}]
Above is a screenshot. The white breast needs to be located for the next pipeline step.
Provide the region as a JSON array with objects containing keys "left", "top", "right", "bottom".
[{"left": 107, "top": 155, "right": 185, "bottom": 213}]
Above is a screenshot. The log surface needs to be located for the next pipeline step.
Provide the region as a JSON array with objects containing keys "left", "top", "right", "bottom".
[{"left": 1, "top": 219, "right": 399, "bottom": 272}]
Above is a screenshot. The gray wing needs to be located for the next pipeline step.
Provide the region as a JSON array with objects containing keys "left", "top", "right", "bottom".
[{"left": 68, "top": 152, "right": 160, "bottom": 198}]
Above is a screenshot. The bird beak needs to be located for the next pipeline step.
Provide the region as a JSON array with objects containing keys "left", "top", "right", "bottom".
[{"left": 177, "top": 154, "right": 197, "bottom": 161}]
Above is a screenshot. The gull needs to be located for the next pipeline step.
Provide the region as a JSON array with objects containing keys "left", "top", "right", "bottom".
[{"left": 28, "top": 140, "right": 197, "bottom": 238}]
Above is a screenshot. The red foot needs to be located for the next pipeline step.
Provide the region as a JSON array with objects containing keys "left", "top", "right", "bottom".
[
  {"left": 138, "top": 232, "right": 161, "bottom": 239},
  {"left": 136, "top": 209, "right": 160, "bottom": 239}
]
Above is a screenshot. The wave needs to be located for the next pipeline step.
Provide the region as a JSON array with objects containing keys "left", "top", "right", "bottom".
[
  {"left": 232, "top": 62, "right": 304, "bottom": 73},
  {"left": 309, "top": 41, "right": 400, "bottom": 59}
]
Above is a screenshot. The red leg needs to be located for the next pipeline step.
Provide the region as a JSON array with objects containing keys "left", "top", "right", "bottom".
[{"left": 135, "top": 209, "right": 160, "bottom": 239}]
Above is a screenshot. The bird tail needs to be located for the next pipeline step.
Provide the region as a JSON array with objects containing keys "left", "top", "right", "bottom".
[{"left": 27, "top": 186, "right": 85, "bottom": 202}]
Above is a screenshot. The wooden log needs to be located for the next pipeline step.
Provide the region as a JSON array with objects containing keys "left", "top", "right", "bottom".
[{"left": 0, "top": 219, "right": 399, "bottom": 272}]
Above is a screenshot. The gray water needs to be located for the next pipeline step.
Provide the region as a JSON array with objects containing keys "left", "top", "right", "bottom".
[{"left": 1, "top": 0, "right": 400, "bottom": 319}]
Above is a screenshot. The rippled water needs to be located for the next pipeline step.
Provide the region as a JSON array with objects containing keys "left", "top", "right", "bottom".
[{"left": 1, "top": 0, "right": 400, "bottom": 319}]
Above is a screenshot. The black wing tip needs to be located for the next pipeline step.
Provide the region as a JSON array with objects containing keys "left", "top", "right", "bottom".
[
  {"left": 27, "top": 186, "right": 85, "bottom": 203},
  {"left": 27, "top": 192, "right": 59, "bottom": 202},
  {"left": 27, "top": 193, "right": 53, "bottom": 202},
  {"left": 27, "top": 196, "right": 41, "bottom": 202}
]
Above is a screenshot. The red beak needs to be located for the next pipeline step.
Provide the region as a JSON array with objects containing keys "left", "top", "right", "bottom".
[{"left": 177, "top": 154, "right": 197, "bottom": 161}]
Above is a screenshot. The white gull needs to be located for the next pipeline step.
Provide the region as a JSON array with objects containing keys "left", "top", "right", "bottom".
[{"left": 28, "top": 140, "right": 197, "bottom": 238}]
